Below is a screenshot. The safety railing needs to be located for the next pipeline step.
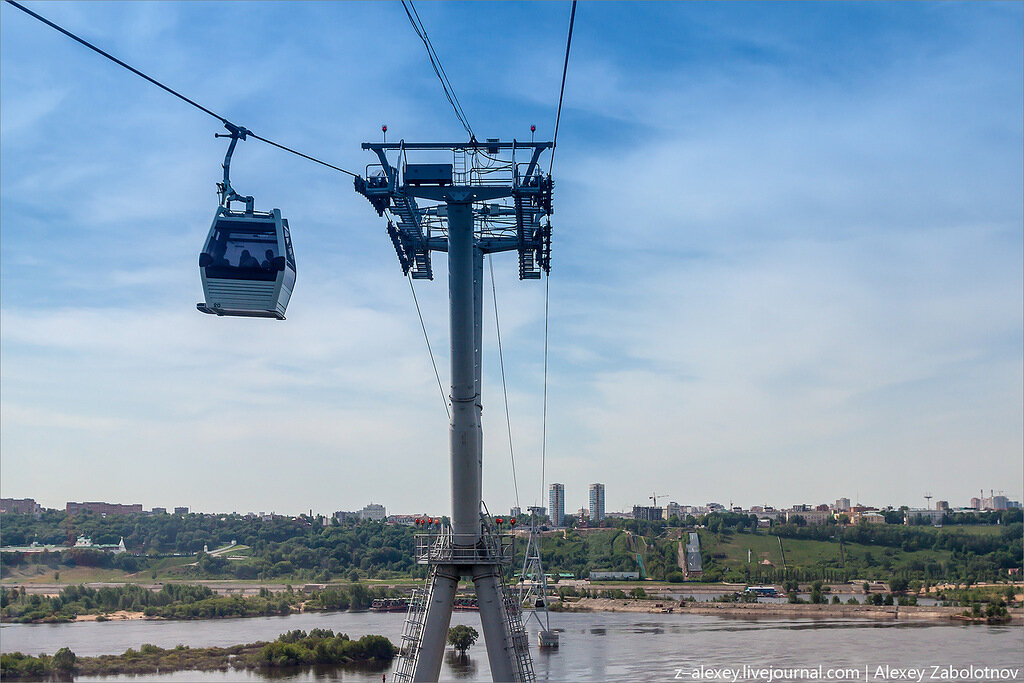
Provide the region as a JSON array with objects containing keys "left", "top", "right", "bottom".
[{"left": 414, "top": 530, "right": 513, "bottom": 565}]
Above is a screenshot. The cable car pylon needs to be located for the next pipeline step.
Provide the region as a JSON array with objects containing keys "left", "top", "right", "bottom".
[
  {"left": 355, "top": 138, "right": 553, "bottom": 682},
  {"left": 519, "top": 522, "right": 559, "bottom": 649}
]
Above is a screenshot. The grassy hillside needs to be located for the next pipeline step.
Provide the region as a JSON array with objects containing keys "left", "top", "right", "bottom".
[{"left": 696, "top": 523, "right": 1018, "bottom": 583}]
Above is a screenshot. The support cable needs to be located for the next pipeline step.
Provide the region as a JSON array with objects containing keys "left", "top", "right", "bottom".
[
  {"left": 548, "top": 0, "right": 577, "bottom": 176},
  {"left": 540, "top": 275, "right": 550, "bottom": 513},
  {"left": 400, "top": 0, "right": 475, "bottom": 140},
  {"left": 488, "top": 256, "right": 521, "bottom": 510},
  {"left": 5, "top": 0, "right": 357, "bottom": 177},
  {"left": 539, "top": 1, "right": 575, "bottom": 513},
  {"left": 407, "top": 274, "right": 451, "bottom": 420}
]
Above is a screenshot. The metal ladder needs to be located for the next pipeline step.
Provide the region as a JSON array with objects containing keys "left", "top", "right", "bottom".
[
  {"left": 499, "top": 569, "right": 536, "bottom": 682},
  {"left": 453, "top": 149, "right": 468, "bottom": 184},
  {"left": 514, "top": 194, "right": 541, "bottom": 280},
  {"left": 392, "top": 565, "right": 437, "bottom": 683},
  {"left": 390, "top": 193, "right": 432, "bottom": 279}
]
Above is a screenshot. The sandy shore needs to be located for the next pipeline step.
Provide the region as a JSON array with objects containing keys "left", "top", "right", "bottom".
[
  {"left": 74, "top": 610, "right": 149, "bottom": 622},
  {"left": 559, "top": 597, "right": 1023, "bottom": 623}
]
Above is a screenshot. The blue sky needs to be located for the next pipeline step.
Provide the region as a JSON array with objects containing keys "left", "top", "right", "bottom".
[{"left": 2, "top": 1, "right": 1021, "bottom": 516}]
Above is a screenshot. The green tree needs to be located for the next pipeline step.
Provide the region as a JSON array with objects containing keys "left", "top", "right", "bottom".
[
  {"left": 447, "top": 625, "right": 479, "bottom": 656},
  {"left": 349, "top": 584, "right": 370, "bottom": 611},
  {"left": 53, "top": 647, "right": 76, "bottom": 673}
]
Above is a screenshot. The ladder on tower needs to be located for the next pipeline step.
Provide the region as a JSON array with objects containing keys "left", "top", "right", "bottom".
[
  {"left": 392, "top": 565, "right": 438, "bottom": 683},
  {"left": 453, "top": 149, "right": 468, "bottom": 184},
  {"left": 499, "top": 568, "right": 536, "bottom": 682},
  {"left": 390, "top": 192, "right": 432, "bottom": 280},
  {"left": 514, "top": 194, "right": 542, "bottom": 280}
]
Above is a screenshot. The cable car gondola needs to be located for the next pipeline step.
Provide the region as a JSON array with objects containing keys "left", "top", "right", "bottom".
[{"left": 197, "top": 124, "right": 296, "bottom": 320}]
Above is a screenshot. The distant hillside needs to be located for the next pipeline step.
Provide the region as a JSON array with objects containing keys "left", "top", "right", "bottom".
[{"left": 1, "top": 510, "right": 1020, "bottom": 585}]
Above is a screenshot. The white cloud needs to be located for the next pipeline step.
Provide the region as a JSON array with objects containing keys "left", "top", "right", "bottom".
[{"left": 1, "top": 2, "right": 1020, "bottom": 515}]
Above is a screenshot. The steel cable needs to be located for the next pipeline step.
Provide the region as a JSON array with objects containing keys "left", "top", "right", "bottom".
[
  {"left": 489, "top": 256, "right": 522, "bottom": 510},
  {"left": 5, "top": 0, "right": 357, "bottom": 177}
]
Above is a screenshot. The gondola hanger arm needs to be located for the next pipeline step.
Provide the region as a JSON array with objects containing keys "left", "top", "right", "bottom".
[{"left": 216, "top": 122, "right": 254, "bottom": 213}]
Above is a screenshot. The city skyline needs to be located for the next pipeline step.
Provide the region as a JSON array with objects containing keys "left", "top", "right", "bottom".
[
  {"left": 2, "top": 3, "right": 1021, "bottom": 515},
  {"left": 5, "top": 481, "right": 1019, "bottom": 520}
]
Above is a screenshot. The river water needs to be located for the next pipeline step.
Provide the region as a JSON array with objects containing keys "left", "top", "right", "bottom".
[{"left": 1, "top": 611, "right": 1021, "bottom": 681}]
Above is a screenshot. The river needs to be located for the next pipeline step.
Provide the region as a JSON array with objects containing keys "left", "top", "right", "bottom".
[{"left": 1, "top": 611, "right": 1021, "bottom": 681}]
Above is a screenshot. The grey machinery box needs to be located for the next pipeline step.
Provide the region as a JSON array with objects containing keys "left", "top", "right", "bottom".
[{"left": 404, "top": 163, "right": 454, "bottom": 186}]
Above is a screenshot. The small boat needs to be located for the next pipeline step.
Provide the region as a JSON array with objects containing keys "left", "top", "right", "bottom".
[
  {"left": 370, "top": 598, "right": 409, "bottom": 612},
  {"left": 453, "top": 597, "right": 479, "bottom": 611}
]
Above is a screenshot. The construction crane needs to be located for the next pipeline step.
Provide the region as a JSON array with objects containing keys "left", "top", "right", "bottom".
[{"left": 650, "top": 492, "right": 670, "bottom": 507}]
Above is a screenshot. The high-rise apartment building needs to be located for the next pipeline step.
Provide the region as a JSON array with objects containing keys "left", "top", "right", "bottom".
[
  {"left": 589, "top": 483, "right": 606, "bottom": 523},
  {"left": 549, "top": 483, "right": 565, "bottom": 527},
  {"left": 632, "top": 505, "right": 664, "bottom": 522}
]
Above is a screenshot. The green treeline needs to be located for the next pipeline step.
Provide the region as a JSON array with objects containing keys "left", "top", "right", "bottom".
[
  {"left": 0, "top": 582, "right": 403, "bottom": 624},
  {"left": 0, "top": 629, "right": 397, "bottom": 680},
  {"left": 1, "top": 512, "right": 418, "bottom": 581},
  {"left": 0, "top": 583, "right": 290, "bottom": 623}
]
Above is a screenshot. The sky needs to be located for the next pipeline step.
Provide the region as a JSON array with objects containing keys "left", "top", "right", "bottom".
[{"left": 1, "top": 1, "right": 1021, "bottom": 517}]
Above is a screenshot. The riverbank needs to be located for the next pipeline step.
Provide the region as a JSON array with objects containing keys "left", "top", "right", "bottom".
[{"left": 558, "top": 597, "right": 1024, "bottom": 623}]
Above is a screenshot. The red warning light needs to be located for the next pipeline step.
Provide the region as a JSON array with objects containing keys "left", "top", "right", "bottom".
[
  {"left": 382, "top": 125, "right": 388, "bottom": 132},
  {"left": 530, "top": 125, "right": 536, "bottom": 132},
  {"left": 510, "top": 518, "right": 516, "bottom": 525},
  {"left": 496, "top": 517, "right": 504, "bottom": 525}
]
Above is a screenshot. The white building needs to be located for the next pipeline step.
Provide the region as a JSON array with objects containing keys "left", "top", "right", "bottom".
[
  {"left": 905, "top": 508, "right": 944, "bottom": 525},
  {"left": 359, "top": 503, "right": 386, "bottom": 521},
  {"left": 785, "top": 509, "right": 831, "bottom": 525}
]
